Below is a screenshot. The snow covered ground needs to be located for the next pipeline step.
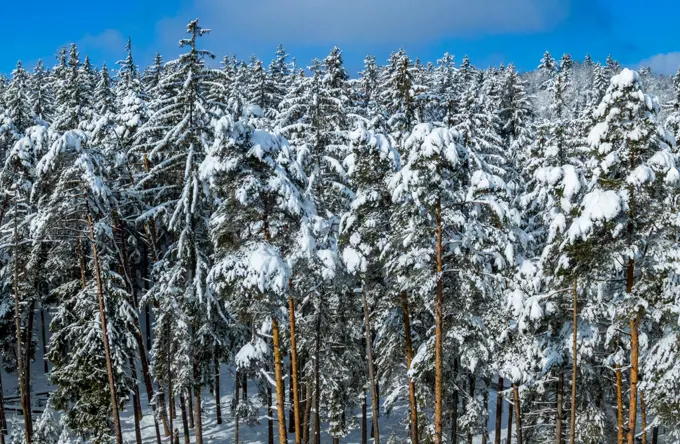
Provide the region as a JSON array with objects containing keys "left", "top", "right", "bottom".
[{"left": 0, "top": 317, "right": 514, "bottom": 443}]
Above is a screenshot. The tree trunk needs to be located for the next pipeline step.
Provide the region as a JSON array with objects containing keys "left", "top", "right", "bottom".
[
  {"left": 402, "top": 291, "right": 419, "bottom": 444},
  {"left": 627, "top": 314, "right": 640, "bottom": 444},
  {"left": 289, "top": 295, "right": 302, "bottom": 444},
  {"left": 40, "top": 308, "right": 48, "bottom": 374},
  {"left": 213, "top": 357, "right": 222, "bottom": 424},
  {"left": 193, "top": 362, "right": 203, "bottom": 444},
  {"left": 84, "top": 191, "right": 123, "bottom": 444},
  {"left": 188, "top": 388, "right": 195, "bottom": 429},
  {"left": 23, "top": 300, "right": 34, "bottom": 439},
  {"left": 272, "top": 317, "right": 289, "bottom": 444},
  {"left": 269, "top": 367, "right": 275, "bottom": 444},
  {"left": 615, "top": 364, "right": 624, "bottom": 444},
  {"left": 0, "top": 370, "right": 7, "bottom": 436},
  {"left": 12, "top": 199, "right": 32, "bottom": 444},
  {"left": 362, "top": 283, "right": 380, "bottom": 444},
  {"left": 289, "top": 353, "right": 295, "bottom": 434},
  {"left": 513, "top": 384, "right": 522, "bottom": 444},
  {"left": 434, "top": 197, "right": 445, "bottom": 444},
  {"left": 556, "top": 369, "right": 564, "bottom": 444},
  {"left": 451, "top": 358, "right": 459, "bottom": 444},
  {"left": 130, "top": 356, "right": 144, "bottom": 444},
  {"left": 312, "top": 314, "right": 321, "bottom": 444},
  {"left": 468, "top": 376, "right": 475, "bottom": 444},
  {"left": 132, "top": 324, "right": 167, "bottom": 439},
  {"left": 640, "top": 392, "right": 647, "bottom": 444},
  {"left": 303, "top": 382, "right": 312, "bottom": 444},
  {"left": 362, "top": 392, "right": 368, "bottom": 444},
  {"left": 169, "top": 366, "right": 174, "bottom": 435},
  {"left": 235, "top": 371, "right": 241, "bottom": 444},
  {"left": 652, "top": 426, "right": 658, "bottom": 444},
  {"left": 569, "top": 279, "right": 578, "bottom": 444},
  {"left": 495, "top": 376, "right": 503, "bottom": 444},
  {"left": 507, "top": 393, "right": 513, "bottom": 444},
  {"left": 179, "top": 390, "right": 190, "bottom": 444},
  {"left": 482, "top": 380, "right": 489, "bottom": 444},
  {"left": 77, "top": 236, "right": 87, "bottom": 289}
]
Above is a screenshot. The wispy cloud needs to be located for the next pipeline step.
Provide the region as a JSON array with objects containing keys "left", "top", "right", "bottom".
[
  {"left": 78, "top": 29, "right": 126, "bottom": 56},
  {"left": 637, "top": 52, "right": 680, "bottom": 76},
  {"left": 191, "top": 0, "right": 569, "bottom": 44}
]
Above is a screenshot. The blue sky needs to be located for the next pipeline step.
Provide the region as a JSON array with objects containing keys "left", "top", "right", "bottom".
[{"left": 2, "top": 0, "right": 679, "bottom": 76}]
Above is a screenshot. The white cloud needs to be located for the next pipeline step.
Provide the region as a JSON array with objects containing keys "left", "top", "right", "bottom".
[
  {"left": 637, "top": 52, "right": 680, "bottom": 76},
  {"left": 78, "top": 29, "right": 126, "bottom": 55}
]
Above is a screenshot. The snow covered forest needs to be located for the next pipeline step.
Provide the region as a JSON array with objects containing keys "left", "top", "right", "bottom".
[{"left": 2, "top": 16, "right": 680, "bottom": 444}]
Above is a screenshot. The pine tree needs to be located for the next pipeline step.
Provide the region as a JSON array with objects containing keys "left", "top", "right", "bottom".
[
  {"left": 32, "top": 130, "right": 136, "bottom": 443},
  {"left": 562, "top": 69, "right": 678, "bottom": 444},
  {"left": 135, "top": 20, "right": 226, "bottom": 444},
  {"left": 389, "top": 122, "right": 509, "bottom": 443},
  {"left": 203, "top": 114, "right": 309, "bottom": 444},
  {"left": 339, "top": 127, "right": 400, "bottom": 444}
]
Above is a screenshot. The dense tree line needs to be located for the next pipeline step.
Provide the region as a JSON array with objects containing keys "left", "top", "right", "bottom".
[{"left": 0, "top": 18, "right": 679, "bottom": 444}]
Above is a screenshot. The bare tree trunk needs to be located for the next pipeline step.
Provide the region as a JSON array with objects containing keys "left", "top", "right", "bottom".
[
  {"left": 615, "top": 364, "right": 624, "bottom": 444},
  {"left": 169, "top": 365, "right": 174, "bottom": 436},
  {"left": 312, "top": 314, "right": 321, "bottom": 444},
  {"left": 303, "top": 382, "right": 312, "bottom": 444},
  {"left": 495, "top": 376, "right": 503, "bottom": 444},
  {"left": 289, "top": 353, "right": 295, "bottom": 434},
  {"left": 434, "top": 197, "right": 444, "bottom": 444},
  {"left": 268, "top": 366, "right": 275, "bottom": 444},
  {"left": 556, "top": 369, "right": 564, "bottom": 444},
  {"left": 235, "top": 371, "right": 241, "bottom": 444},
  {"left": 651, "top": 426, "right": 658, "bottom": 444},
  {"left": 507, "top": 393, "right": 513, "bottom": 444},
  {"left": 215, "top": 357, "right": 222, "bottom": 424},
  {"left": 362, "top": 283, "right": 380, "bottom": 444},
  {"left": 627, "top": 313, "right": 640, "bottom": 444},
  {"left": 179, "top": 391, "right": 190, "bottom": 444},
  {"left": 193, "top": 362, "right": 203, "bottom": 444},
  {"left": 289, "top": 295, "right": 302, "bottom": 444},
  {"left": 451, "top": 358, "right": 459, "bottom": 444},
  {"left": 272, "top": 317, "right": 289, "bottom": 444},
  {"left": 513, "top": 384, "right": 522, "bottom": 444},
  {"left": 132, "top": 324, "right": 167, "bottom": 439},
  {"left": 569, "top": 279, "right": 578, "bottom": 444},
  {"left": 362, "top": 392, "right": 367, "bottom": 444},
  {"left": 188, "top": 388, "right": 195, "bottom": 429},
  {"left": 23, "top": 300, "right": 35, "bottom": 439},
  {"left": 0, "top": 370, "right": 7, "bottom": 436},
  {"left": 640, "top": 392, "right": 647, "bottom": 444},
  {"left": 13, "top": 196, "right": 32, "bottom": 444},
  {"left": 40, "top": 308, "right": 48, "bottom": 374},
  {"left": 402, "top": 291, "right": 419, "bottom": 444},
  {"left": 130, "top": 356, "right": 144, "bottom": 444},
  {"left": 468, "top": 376, "right": 475, "bottom": 444},
  {"left": 84, "top": 191, "right": 123, "bottom": 444},
  {"left": 482, "top": 380, "right": 489, "bottom": 444}
]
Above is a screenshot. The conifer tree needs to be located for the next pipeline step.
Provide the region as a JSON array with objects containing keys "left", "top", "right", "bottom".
[
  {"left": 135, "top": 20, "right": 226, "bottom": 444},
  {"left": 30, "top": 60, "right": 55, "bottom": 124},
  {"left": 562, "top": 69, "right": 678, "bottom": 444}
]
